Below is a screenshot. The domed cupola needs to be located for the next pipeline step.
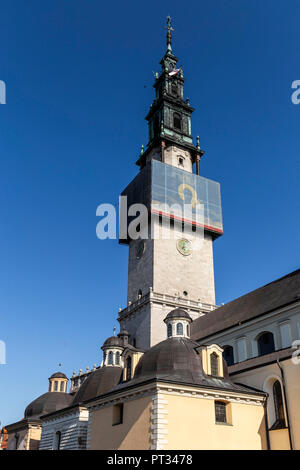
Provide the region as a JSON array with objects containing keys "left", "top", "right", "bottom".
[
  {"left": 164, "top": 308, "right": 192, "bottom": 339},
  {"left": 48, "top": 371, "right": 68, "bottom": 393},
  {"left": 24, "top": 371, "right": 73, "bottom": 420},
  {"left": 101, "top": 335, "right": 124, "bottom": 367}
]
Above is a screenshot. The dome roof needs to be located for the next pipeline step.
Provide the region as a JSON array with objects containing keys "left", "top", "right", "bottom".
[
  {"left": 164, "top": 308, "right": 192, "bottom": 323},
  {"left": 49, "top": 372, "right": 68, "bottom": 379},
  {"left": 24, "top": 392, "right": 73, "bottom": 419},
  {"left": 72, "top": 366, "right": 123, "bottom": 404},
  {"left": 112, "top": 337, "right": 248, "bottom": 394},
  {"left": 133, "top": 337, "right": 205, "bottom": 385},
  {"left": 102, "top": 336, "right": 123, "bottom": 348}
]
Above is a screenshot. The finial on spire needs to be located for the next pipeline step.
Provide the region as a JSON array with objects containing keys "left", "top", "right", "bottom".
[{"left": 165, "top": 16, "right": 174, "bottom": 52}]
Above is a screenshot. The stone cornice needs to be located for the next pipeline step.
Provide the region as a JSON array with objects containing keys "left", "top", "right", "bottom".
[
  {"left": 85, "top": 379, "right": 266, "bottom": 414},
  {"left": 118, "top": 290, "right": 217, "bottom": 322}
]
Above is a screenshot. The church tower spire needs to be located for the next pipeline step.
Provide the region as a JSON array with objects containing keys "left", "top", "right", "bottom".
[
  {"left": 119, "top": 19, "right": 223, "bottom": 350},
  {"left": 137, "top": 17, "right": 204, "bottom": 174},
  {"left": 166, "top": 15, "right": 174, "bottom": 53}
]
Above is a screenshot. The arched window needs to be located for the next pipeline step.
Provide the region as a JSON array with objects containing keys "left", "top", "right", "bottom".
[
  {"left": 186, "top": 324, "right": 189, "bottom": 337},
  {"left": 176, "top": 323, "right": 183, "bottom": 335},
  {"left": 272, "top": 380, "right": 285, "bottom": 429},
  {"left": 223, "top": 346, "right": 234, "bottom": 366},
  {"left": 173, "top": 113, "right": 181, "bottom": 130},
  {"left": 210, "top": 352, "right": 219, "bottom": 376},
  {"left": 60, "top": 381, "right": 64, "bottom": 392},
  {"left": 115, "top": 351, "right": 120, "bottom": 365},
  {"left": 54, "top": 431, "right": 61, "bottom": 450},
  {"left": 126, "top": 356, "right": 132, "bottom": 381},
  {"left": 54, "top": 380, "right": 58, "bottom": 391},
  {"left": 108, "top": 351, "right": 114, "bottom": 365},
  {"left": 257, "top": 332, "right": 275, "bottom": 356},
  {"left": 167, "top": 323, "right": 173, "bottom": 338}
]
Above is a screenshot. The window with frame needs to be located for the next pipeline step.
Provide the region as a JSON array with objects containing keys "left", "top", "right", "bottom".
[
  {"left": 173, "top": 112, "right": 181, "bottom": 130},
  {"left": 223, "top": 345, "right": 234, "bottom": 366},
  {"left": 167, "top": 323, "right": 173, "bottom": 337},
  {"left": 112, "top": 403, "right": 124, "bottom": 426},
  {"left": 54, "top": 431, "right": 61, "bottom": 450},
  {"left": 257, "top": 331, "right": 275, "bottom": 356},
  {"left": 176, "top": 323, "right": 183, "bottom": 335},
  {"left": 60, "top": 381, "right": 64, "bottom": 392},
  {"left": 210, "top": 352, "right": 219, "bottom": 376},
  {"left": 54, "top": 380, "right": 58, "bottom": 391},
  {"left": 126, "top": 356, "right": 132, "bottom": 381},
  {"left": 272, "top": 380, "right": 285, "bottom": 429},
  {"left": 215, "top": 401, "right": 227, "bottom": 424},
  {"left": 171, "top": 82, "right": 178, "bottom": 96},
  {"left": 115, "top": 351, "right": 120, "bottom": 365},
  {"left": 108, "top": 351, "right": 114, "bottom": 365}
]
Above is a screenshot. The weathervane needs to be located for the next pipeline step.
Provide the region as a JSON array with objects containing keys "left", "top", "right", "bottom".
[{"left": 165, "top": 16, "right": 174, "bottom": 52}]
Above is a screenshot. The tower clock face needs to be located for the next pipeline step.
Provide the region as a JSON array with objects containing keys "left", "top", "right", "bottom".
[
  {"left": 136, "top": 240, "right": 145, "bottom": 259},
  {"left": 176, "top": 239, "right": 192, "bottom": 256}
]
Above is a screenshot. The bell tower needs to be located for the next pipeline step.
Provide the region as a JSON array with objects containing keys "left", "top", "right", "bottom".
[
  {"left": 136, "top": 16, "right": 204, "bottom": 175},
  {"left": 118, "top": 18, "right": 223, "bottom": 350}
]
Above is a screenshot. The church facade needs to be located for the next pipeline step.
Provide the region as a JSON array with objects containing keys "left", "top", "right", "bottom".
[{"left": 4, "top": 19, "right": 300, "bottom": 451}]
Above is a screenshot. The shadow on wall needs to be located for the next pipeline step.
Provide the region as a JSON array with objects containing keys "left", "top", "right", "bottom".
[{"left": 258, "top": 415, "right": 268, "bottom": 450}]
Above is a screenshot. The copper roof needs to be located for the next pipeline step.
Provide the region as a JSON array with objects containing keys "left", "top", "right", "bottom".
[
  {"left": 72, "top": 366, "right": 123, "bottom": 404},
  {"left": 164, "top": 307, "right": 192, "bottom": 322},
  {"left": 112, "top": 337, "right": 259, "bottom": 395},
  {"left": 24, "top": 392, "right": 73, "bottom": 419}
]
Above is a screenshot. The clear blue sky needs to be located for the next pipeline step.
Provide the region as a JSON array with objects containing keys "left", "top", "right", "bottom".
[{"left": 1, "top": 0, "right": 299, "bottom": 426}]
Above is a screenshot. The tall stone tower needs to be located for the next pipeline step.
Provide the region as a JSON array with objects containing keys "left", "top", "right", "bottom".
[{"left": 118, "top": 18, "right": 223, "bottom": 349}]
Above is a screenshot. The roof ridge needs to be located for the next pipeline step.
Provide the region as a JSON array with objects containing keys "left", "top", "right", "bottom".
[{"left": 219, "top": 268, "right": 300, "bottom": 309}]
